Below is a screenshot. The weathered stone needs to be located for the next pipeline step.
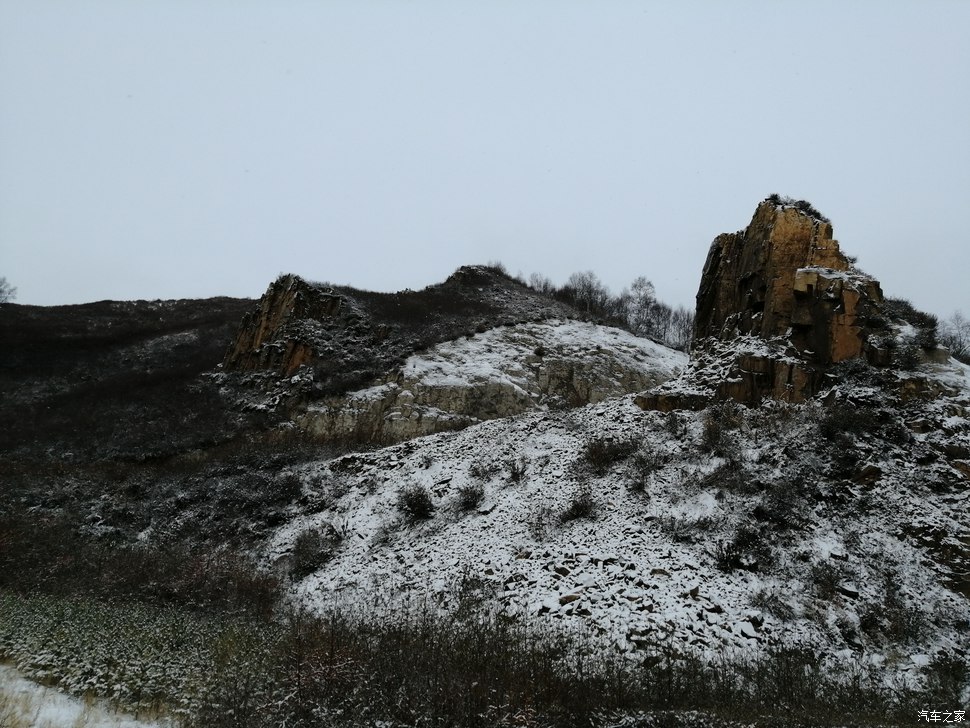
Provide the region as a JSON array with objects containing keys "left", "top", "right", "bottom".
[
  {"left": 853, "top": 464, "right": 883, "bottom": 485},
  {"left": 951, "top": 460, "right": 970, "bottom": 480},
  {"left": 640, "top": 197, "right": 891, "bottom": 409},
  {"left": 225, "top": 266, "right": 579, "bottom": 383},
  {"left": 837, "top": 583, "right": 860, "bottom": 600}
]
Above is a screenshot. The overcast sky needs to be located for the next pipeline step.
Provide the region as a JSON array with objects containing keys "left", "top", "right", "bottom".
[{"left": 1, "top": 1, "right": 968, "bottom": 317}]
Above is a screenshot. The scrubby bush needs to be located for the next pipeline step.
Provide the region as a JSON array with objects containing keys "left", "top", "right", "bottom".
[
  {"left": 666, "top": 410, "right": 686, "bottom": 438},
  {"left": 750, "top": 587, "right": 796, "bottom": 622},
  {"left": 396, "top": 485, "right": 435, "bottom": 521},
  {"left": 583, "top": 437, "right": 638, "bottom": 474},
  {"left": 506, "top": 455, "right": 529, "bottom": 483},
  {"left": 559, "top": 486, "right": 598, "bottom": 522},
  {"left": 660, "top": 515, "right": 718, "bottom": 545},
  {"left": 626, "top": 450, "right": 664, "bottom": 493},
  {"left": 468, "top": 459, "right": 501, "bottom": 481},
  {"left": 716, "top": 525, "right": 773, "bottom": 572},
  {"left": 289, "top": 523, "right": 342, "bottom": 579},
  {"left": 819, "top": 403, "right": 871, "bottom": 441},
  {"left": 0, "top": 507, "right": 279, "bottom": 617},
  {"left": 527, "top": 505, "right": 558, "bottom": 541},
  {"left": 700, "top": 461, "right": 754, "bottom": 494},
  {"left": 923, "top": 653, "right": 969, "bottom": 705},
  {"left": 753, "top": 478, "right": 811, "bottom": 531},
  {"left": 808, "top": 561, "right": 844, "bottom": 600},
  {"left": 700, "top": 402, "right": 743, "bottom": 456},
  {"left": 455, "top": 483, "right": 485, "bottom": 512},
  {"left": 858, "top": 569, "right": 927, "bottom": 644},
  {"left": 0, "top": 589, "right": 943, "bottom": 727},
  {"left": 766, "top": 194, "right": 830, "bottom": 223}
]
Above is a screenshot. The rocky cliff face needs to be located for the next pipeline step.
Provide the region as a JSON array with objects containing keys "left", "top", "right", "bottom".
[
  {"left": 224, "top": 275, "right": 343, "bottom": 376},
  {"left": 640, "top": 198, "right": 905, "bottom": 409},
  {"left": 694, "top": 198, "right": 884, "bottom": 365}
]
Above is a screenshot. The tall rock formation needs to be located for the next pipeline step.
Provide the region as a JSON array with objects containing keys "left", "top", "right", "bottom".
[
  {"left": 694, "top": 197, "right": 884, "bottom": 364},
  {"left": 225, "top": 274, "right": 344, "bottom": 376},
  {"left": 639, "top": 197, "right": 890, "bottom": 409}
]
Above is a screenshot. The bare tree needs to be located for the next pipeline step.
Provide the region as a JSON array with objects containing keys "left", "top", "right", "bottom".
[
  {"left": 564, "top": 271, "right": 610, "bottom": 315},
  {"left": 0, "top": 277, "right": 16, "bottom": 304},
  {"left": 669, "top": 306, "right": 695, "bottom": 352},
  {"left": 528, "top": 272, "right": 556, "bottom": 296},
  {"left": 940, "top": 310, "right": 970, "bottom": 363},
  {"left": 625, "top": 276, "right": 657, "bottom": 336}
]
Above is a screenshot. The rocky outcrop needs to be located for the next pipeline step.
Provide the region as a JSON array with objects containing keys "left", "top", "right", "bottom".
[
  {"left": 640, "top": 198, "right": 891, "bottom": 408},
  {"left": 223, "top": 267, "right": 580, "bottom": 394},
  {"left": 299, "top": 319, "right": 686, "bottom": 444},
  {"left": 225, "top": 268, "right": 688, "bottom": 444},
  {"left": 694, "top": 198, "right": 885, "bottom": 364},
  {"left": 225, "top": 275, "right": 345, "bottom": 376}
]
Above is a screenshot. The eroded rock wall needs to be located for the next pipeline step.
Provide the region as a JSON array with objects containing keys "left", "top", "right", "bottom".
[
  {"left": 223, "top": 267, "right": 581, "bottom": 393},
  {"left": 695, "top": 200, "right": 884, "bottom": 365}
]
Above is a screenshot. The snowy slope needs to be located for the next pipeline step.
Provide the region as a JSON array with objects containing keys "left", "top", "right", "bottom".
[{"left": 269, "top": 353, "right": 970, "bottom": 690}]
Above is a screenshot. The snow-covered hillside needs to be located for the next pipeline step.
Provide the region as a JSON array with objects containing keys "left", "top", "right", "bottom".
[{"left": 271, "top": 354, "right": 970, "bottom": 692}]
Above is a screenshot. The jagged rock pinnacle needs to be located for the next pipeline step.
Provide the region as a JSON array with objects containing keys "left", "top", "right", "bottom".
[{"left": 640, "top": 197, "right": 888, "bottom": 409}]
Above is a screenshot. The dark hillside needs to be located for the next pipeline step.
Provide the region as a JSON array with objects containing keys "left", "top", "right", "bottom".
[{"left": 0, "top": 297, "right": 253, "bottom": 462}]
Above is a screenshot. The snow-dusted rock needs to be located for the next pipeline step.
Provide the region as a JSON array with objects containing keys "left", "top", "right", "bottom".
[{"left": 299, "top": 319, "right": 685, "bottom": 444}]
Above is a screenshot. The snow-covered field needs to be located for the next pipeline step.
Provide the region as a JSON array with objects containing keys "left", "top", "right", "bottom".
[{"left": 0, "top": 665, "right": 170, "bottom": 728}]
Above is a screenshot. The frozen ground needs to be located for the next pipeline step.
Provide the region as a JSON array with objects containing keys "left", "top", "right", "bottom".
[{"left": 0, "top": 664, "right": 171, "bottom": 728}]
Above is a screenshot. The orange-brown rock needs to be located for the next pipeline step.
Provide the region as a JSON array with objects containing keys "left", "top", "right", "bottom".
[
  {"left": 225, "top": 275, "right": 345, "bottom": 376},
  {"left": 695, "top": 198, "right": 884, "bottom": 366},
  {"left": 640, "top": 197, "right": 889, "bottom": 409}
]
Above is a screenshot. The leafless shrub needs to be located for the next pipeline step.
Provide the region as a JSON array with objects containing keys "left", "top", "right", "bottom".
[
  {"left": 469, "top": 459, "right": 501, "bottom": 481},
  {"left": 396, "top": 484, "right": 435, "bottom": 521},
  {"left": 716, "top": 525, "right": 773, "bottom": 572},
  {"left": 506, "top": 456, "right": 529, "bottom": 484},
  {"left": 583, "top": 437, "right": 638, "bottom": 475},
  {"left": 751, "top": 587, "right": 796, "bottom": 622},
  {"left": 290, "top": 523, "right": 343, "bottom": 579},
  {"left": 455, "top": 483, "right": 485, "bottom": 512},
  {"left": 626, "top": 450, "right": 664, "bottom": 494},
  {"left": 559, "top": 486, "right": 598, "bottom": 523}
]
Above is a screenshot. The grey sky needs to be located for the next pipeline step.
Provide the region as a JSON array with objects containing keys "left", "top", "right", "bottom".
[{"left": 1, "top": 2, "right": 968, "bottom": 317}]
